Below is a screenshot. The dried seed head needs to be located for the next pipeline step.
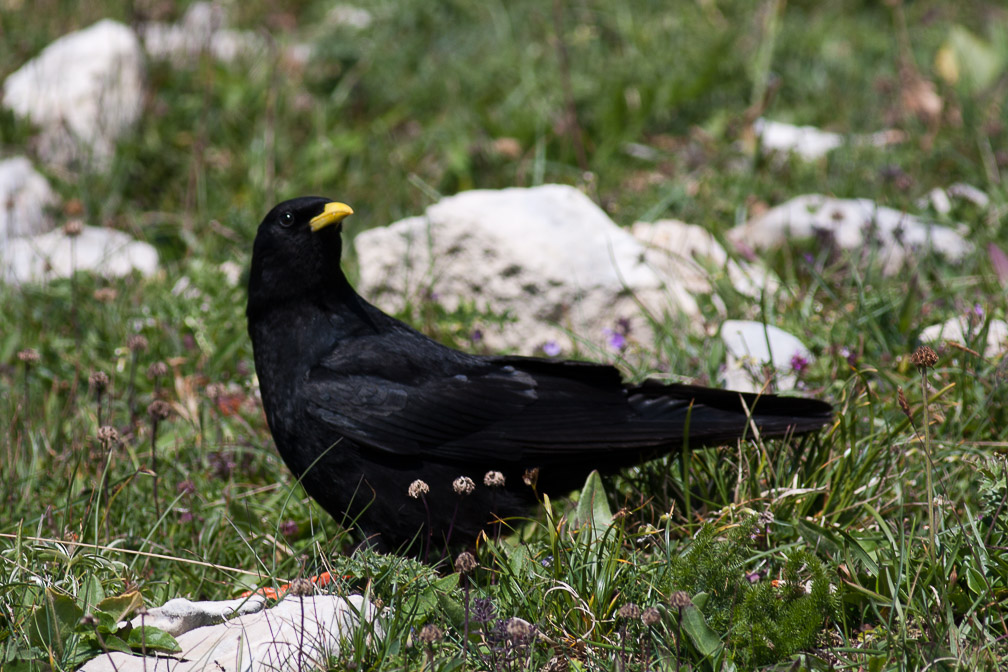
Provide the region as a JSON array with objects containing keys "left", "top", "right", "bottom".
[
  {"left": 641, "top": 607, "right": 661, "bottom": 626},
  {"left": 89, "top": 370, "right": 110, "bottom": 391},
  {"left": 148, "top": 400, "right": 172, "bottom": 420},
  {"left": 453, "top": 476, "right": 475, "bottom": 495},
  {"left": 484, "top": 470, "right": 505, "bottom": 487},
  {"left": 618, "top": 602, "right": 642, "bottom": 620},
  {"left": 93, "top": 287, "right": 118, "bottom": 303},
  {"left": 668, "top": 590, "right": 692, "bottom": 609},
  {"left": 897, "top": 386, "right": 911, "bottom": 418},
  {"left": 147, "top": 361, "right": 169, "bottom": 379},
  {"left": 17, "top": 348, "right": 40, "bottom": 364},
  {"left": 910, "top": 345, "right": 938, "bottom": 369},
  {"left": 505, "top": 617, "right": 532, "bottom": 641},
  {"left": 63, "top": 219, "right": 83, "bottom": 237},
  {"left": 288, "top": 578, "right": 314, "bottom": 597},
  {"left": 408, "top": 479, "right": 430, "bottom": 499},
  {"left": 757, "top": 509, "right": 775, "bottom": 528},
  {"left": 418, "top": 623, "right": 443, "bottom": 644},
  {"left": 454, "top": 551, "right": 477, "bottom": 574},
  {"left": 523, "top": 467, "right": 539, "bottom": 488},
  {"left": 127, "top": 334, "right": 149, "bottom": 352},
  {"left": 97, "top": 425, "right": 119, "bottom": 446}
]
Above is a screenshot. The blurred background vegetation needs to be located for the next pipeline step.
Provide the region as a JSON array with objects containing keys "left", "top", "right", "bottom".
[{"left": 2, "top": 0, "right": 1007, "bottom": 669}]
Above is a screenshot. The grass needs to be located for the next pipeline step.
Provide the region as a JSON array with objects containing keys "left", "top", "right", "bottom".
[{"left": 2, "top": 0, "right": 1008, "bottom": 669}]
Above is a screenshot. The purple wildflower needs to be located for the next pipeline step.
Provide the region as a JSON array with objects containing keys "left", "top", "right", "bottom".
[
  {"left": 790, "top": 353, "right": 809, "bottom": 374},
  {"left": 542, "top": 341, "right": 561, "bottom": 357},
  {"left": 604, "top": 328, "right": 626, "bottom": 351}
]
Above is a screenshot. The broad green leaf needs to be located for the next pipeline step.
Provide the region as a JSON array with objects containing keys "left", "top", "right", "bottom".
[
  {"left": 127, "top": 626, "right": 182, "bottom": 654},
  {"left": 572, "top": 470, "right": 612, "bottom": 533},
  {"left": 27, "top": 588, "right": 83, "bottom": 656},
  {"left": 680, "top": 602, "right": 722, "bottom": 658},
  {"left": 94, "top": 591, "right": 144, "bottom": 632}
]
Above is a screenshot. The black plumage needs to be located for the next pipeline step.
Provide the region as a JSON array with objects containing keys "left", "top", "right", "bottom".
[{"left": 247, "top": 196, "right": 832, "bottom": 554}]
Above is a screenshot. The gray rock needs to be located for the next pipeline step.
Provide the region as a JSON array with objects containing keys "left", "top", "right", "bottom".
[
  {"left": 353, "top": 184, "right": 701, "bottom": 356},
  {"left": 2, "top": 225, "right": 158, "bottom": 285},
  {"left": 2, "top": 20, "right": 144, "bottom": 168},
  {"left": 728, "top": 194, "right": 972, "bottom": 275},
  {"left": 0, "top": 157, "right": 58, "bottom": 249},
  {"left": 720, "top": 319, "right": 812, "bottom": 393},
  {"left": 80, "top": 594, "right": 379, "bottom": 672}
]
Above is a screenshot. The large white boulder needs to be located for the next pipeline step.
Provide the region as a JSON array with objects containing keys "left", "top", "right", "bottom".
[
  {"left": 2, "top": 19, "right": 144, "bottom": 168},
  {"left": 354, "top": 185, "right": 703, "bottom": 355}
]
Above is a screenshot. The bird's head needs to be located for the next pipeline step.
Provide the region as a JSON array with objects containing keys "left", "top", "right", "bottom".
[{"left": 247, "top": 197, "right": 354, "bottom": 314}]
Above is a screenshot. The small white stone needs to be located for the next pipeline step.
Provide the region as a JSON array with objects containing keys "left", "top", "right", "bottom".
[
  {"left": 720, "top": 319, "right": 812, "bottom": 393},
  {"left": 754, "top": 118, "right": 843, "bottom": 160}
]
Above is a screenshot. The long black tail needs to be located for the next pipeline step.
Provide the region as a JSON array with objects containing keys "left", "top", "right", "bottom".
[{"left": 629, "top": 381, "right": 833, "bottom": 446}]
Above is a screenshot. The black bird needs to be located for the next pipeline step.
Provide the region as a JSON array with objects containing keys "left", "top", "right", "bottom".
[{"left": 247, "top": 196, "right": 832, "bottom": 554}]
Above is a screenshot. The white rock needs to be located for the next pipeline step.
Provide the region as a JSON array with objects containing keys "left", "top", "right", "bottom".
[
  {"left": 947, "top": 183, "right": 989, "bottom": 208},
  {"left": 354, "top": 185, "right": 701, "bottom": 355},
  {"left": 0, "top": 157, "right": 58, "bottom": 249},
  {"left": 327, "top": 4, "right": 374, "bottom": 29},
  {"left": 2, "top": 225, "right": 158, "bottom": 284},
  {"left": 754, "top": 118, "right": 903, "bottom": 161},
  {"left": 2, "top": 20, "right": 144, "bottom": 168},
  {"left": 130, "top": 595, "right": 266, "bottom": 637},
  {"left": 754, "top": 118, "right": 843, "bottom": 160},
  {"left": 919, "top": 315, "right": 1008, "bottom": 359},
  {"left": 630, "top": 219, "right": 776, "bottom": 299},
  {"left": 728, "top": 194, "right": 972, "bottom": 275},
  {"left": 142, "top": 2, "right": 263, "bottom": 63},
  {"left": 81, "top": 594, "right": 379, "bottom": 672},
  {"left": 720, "top": 319, "right": 812, "bottom": 393}
]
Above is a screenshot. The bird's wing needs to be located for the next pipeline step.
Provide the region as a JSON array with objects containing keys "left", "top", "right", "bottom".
[{"left": 300, "top": 334, "right": 657, "bottom": 463}]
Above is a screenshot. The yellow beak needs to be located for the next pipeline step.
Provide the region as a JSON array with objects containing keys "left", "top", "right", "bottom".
[{"left": 309, "top": 201, "right": 354, "bottom": 232}]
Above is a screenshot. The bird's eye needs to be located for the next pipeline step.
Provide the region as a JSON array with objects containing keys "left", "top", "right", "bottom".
[{"left": 280, "top": 211, "right": 295, "bottom": 228}]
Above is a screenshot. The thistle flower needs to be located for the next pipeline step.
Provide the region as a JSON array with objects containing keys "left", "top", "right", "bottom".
[
  {"left": 148, "top": 400, "right": 171, "bottom": 420},
  {"left": 455, "top": 551, "right": 477, "bottom": 574},
  {"left": 127, "top": 334, "right": 149, "bottom": 352},
  {"left": 522, "top": 467, "right": 539, "bottom": 488},
  {"left": 408, "top": 479, "right": 430, "bottom": 499},
  {"left": 910, "top": 345, "right": 938, "bottom": 369},
  {"left": 618, "top": 602, "right": 642, "bottom": 620},
  {"left": 453, "top": 476, "right": 475, "bottom": 495},
  {"left": 668, "top": 591, "right": 692, "bottom": 609},
  {"left": 97, "top": 425, "right": 119, "bottom": 446},
  {"left": 288, "top": 578, "right": 314, "bottom": 597},
  {"left": 418, "top": 623, "right": 443, "bottom": 644},
  {"left": 147, "top": 361, "right": 169, "bottom": 379},
  {"left": 641, "top": 607, "right": 660, "bottom": 626},
  {"left": 63, "top": 219, "right": 83, "bottom": 237},
  {"left": 89, "top": 370, "right": 110, "bottom": 392}
]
